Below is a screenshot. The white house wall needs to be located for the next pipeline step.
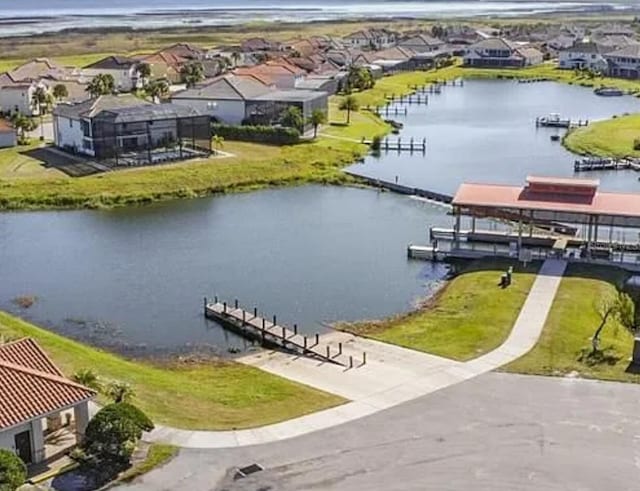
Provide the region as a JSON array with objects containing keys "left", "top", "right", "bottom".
[
  {"left": 0, "top": 85, "right": 36, "bottom": 116},
  {"left": 172, "top": 98, "right": 246, "bottom": 124},
  {"left": 82, "top": 68, "right": 138, "bottom": 92},
  {"left": 54, "top": 115, "right": 94, "bottom": 156},
  {"left": 0, "top": 419, "right": 45, "bottom": 464}
]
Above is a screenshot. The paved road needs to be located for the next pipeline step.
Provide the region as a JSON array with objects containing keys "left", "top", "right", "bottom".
[{"left": 120, "top": 373, "right": 640, "bottom": 491}]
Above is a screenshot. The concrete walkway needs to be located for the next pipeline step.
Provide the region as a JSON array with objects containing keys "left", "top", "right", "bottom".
[{"left": 146, "top": 259, "right": 567, "bottom": 449}]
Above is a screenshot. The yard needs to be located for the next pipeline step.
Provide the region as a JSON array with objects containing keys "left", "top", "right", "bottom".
[
  {"left": 339, "top": 259, "right": 539, "bottom": 361},
  {"left": 0, "top": 312, "right": 345, "bottom": 430},
  {"left": 505, "top": 264, "right": 640, "bottom": 383},
  {"left": 563, "top": 113, "right": 640, "bottom": 158}
]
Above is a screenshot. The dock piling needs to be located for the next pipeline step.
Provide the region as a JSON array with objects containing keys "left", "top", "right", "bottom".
[
  {"left": 349, "top": 356, "right": 353, "bottom": 368},
  {"left": 362, "top": 352, "right": 367, "bottom": 365},
  {"left": 338, "top": 342, "right": 342, "bottom": 355},
  {"left": 253, "top": 307, "right": 257, "bottom": 317},
  {"left": 223, "top": 301, "right": 227, "bottom": 313},
  {"left": 293, "top": 323, "right": 298, "bottom": 334},
  {"left": 326, "top": 345, "right": 330, "bottom": 358},
  {"left": 315, "top": 333, "right": 319, "bottom": 346}
]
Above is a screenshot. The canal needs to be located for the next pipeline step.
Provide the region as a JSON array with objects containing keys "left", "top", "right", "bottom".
[{"left": 3, "top": 79, "right": 640, "bottom": 356}]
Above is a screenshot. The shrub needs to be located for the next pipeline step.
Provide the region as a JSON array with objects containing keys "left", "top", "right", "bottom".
[
  {"left": 0, "top": 449, "right": 27, "bottom": 491},
  {"left": 633, "top": 138, "right": 640, "bottom": 151},
  {"left": 371, "top": 135, "right": 382, "bottom": 152},
  {"left": 83, "top": 403, "right": 155, "bottom": 467},
  {"left": 212, "top": 124, "right": 299, "bottom": 145}
]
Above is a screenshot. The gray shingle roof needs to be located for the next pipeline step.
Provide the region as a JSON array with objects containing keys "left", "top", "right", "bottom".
[
  {"left": 53, "top": 94, "right": 152, "bottom": 119},
  {"left": 84, "top": 56, "right": 138, "bottom": 70},
  {"left": 606, "top": 44, "right": 640, "bottom": 59},
  {"left": 172, "top": 75, "right": 273, "bottom": 101}
]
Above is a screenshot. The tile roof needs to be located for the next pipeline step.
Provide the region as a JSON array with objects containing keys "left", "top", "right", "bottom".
[
  {"left": 84, "top": 56, "right": 138, "bottom": 70},
  {"left": 0, "top": 338, "right": 95, "bottom": 430}
]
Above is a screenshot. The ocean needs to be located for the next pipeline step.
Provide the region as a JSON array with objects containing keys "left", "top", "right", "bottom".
[{"left": 0, "top": 0, "right": 631, "bottom": 37}]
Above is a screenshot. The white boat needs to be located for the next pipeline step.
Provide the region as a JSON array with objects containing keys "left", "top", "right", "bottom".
[{"left": 594, "top": 87, "right": 624, "bottom": 97}]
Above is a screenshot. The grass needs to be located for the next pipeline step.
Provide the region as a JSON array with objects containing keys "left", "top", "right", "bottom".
[
  {"left": 339, "top": 259, "right": 539, "bottom": 361},
  {"left": 117, "top": 444, "right": 178, "bottom": 484},
  {"left": 0, "top": 311, "right": 345, "bottom": 430},
  {"left": 505, "top": 264, "right": 640, "bottom": 384},
  {"left": 563, "top": 113, "right": 640, "bottom": 158}
]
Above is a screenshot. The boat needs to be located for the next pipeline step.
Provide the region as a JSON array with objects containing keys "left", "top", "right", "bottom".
[
  {"left": 550, "top": 134, "right": 560, "bottom": 141},
  {"left": 536, "top": 113, "right": 570, "bottom": 128},
  {"left": 594, "top": 87, "right": 624, "bottom": 97}
]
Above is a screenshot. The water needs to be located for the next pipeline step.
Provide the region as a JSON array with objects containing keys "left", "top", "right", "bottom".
[
  {"left": 3, "top": 80, "right": 640, "bottom": 356},
  {"left": 0, "top": 186, "right": 449, "bottom": 355},
  {"left": 0, "top": 0, "right": 628, "bottom": 37},
  {"left": 348, "top": 79, "right": 640, "bottom": 195}
]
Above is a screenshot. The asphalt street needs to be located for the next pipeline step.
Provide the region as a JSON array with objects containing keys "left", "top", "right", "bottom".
[{"left": 120, "top": 372, "right": 640, "bottom": 491}]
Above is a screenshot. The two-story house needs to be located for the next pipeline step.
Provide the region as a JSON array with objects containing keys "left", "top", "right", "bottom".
[
  {"left": 605, "top": 45, "right": 640, "bottom": 79},
  {"left": 558, "top": 41, "right": 609, "bottom": 72},
  {"left": 343, "top": 29, "right": 398, "bottom": 51},
  {"left": 463, "top": 38, "right": 543, "bottom": 68},
  {"left": 82, "top": 56, "right": 143, "bottom": 92}
]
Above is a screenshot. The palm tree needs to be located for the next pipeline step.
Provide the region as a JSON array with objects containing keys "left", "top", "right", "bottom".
[
  {"left": 11, "top": 113, "right": 38, "bottom": 145},
  {"left": 231, "top": 51, "right": 241, "bottom": 67},
  {"left": 212, "top": 134, "right": 224, "bottom": 154},
  {"left": 308, "top": 109, "right": 327, "bottom": 138},
  {"left": 146, "top": 79, "right": 170, "bottom": 103},
  {"left": 52, "top": 84, "right": 68, "bottom": 101},
  {"left": 72, "top": 368, "right": 101, "bottom": 391},
  {"left": 339, "top": 95, "right": 359, "bottom": 125},
  {"left": 86, "top": 74, "right": 115, "bottom": 98},
  {"left": 180, "top": 61, "right": 205, "bottom": 88},
  {"left": 106, "top": 380, "right": 135, "bottom": 403},
  {"left": 31, "top": 87, "right": 53, "bottom": 140},
  {"left": 137, "top": 62, "right": 152, "bottom": 86}
]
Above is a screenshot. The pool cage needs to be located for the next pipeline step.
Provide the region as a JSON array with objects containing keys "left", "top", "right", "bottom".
[{"left": 91, "top": 105, "right": 212, "bottom": 167}]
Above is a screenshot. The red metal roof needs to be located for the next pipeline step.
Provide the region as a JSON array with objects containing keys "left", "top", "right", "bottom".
[
  {"left": 0, "top": 338, "right": 95, "bottom": 430},
  {"left": 452, "top": 176, "right": 640, "bottom": 219}
]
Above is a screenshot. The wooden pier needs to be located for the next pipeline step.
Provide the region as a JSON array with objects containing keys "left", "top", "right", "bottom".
[
  {"left": 574, "top": 157, "right": 640, "bottom": 172},
  {"left": 535, "top": 117, "right": 589, "bottom": 128},
  {"left": 343, "top": 172, "right": 453, "bottom": 203},
  {"left": 361, "top": 137, "right": 426, "bottom": 153},
  {"left": 204, "top": 298, "right": 366, "bottom": 368},
  {"left": 386, "top": 94, "right": 429, "bottom": 105}
]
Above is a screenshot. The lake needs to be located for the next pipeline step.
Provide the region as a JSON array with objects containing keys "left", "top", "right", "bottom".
[
  {"left": 348, "top": 79, "right": 640, "bottom": 195},
  {"left": 3, "top": 80, "right": 640, "bottom": 356}
]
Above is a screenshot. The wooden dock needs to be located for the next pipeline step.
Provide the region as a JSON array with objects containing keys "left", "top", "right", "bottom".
[
  {"left": 343, "top": 172, "right": 453, "bottom": 204},
  {"left": 204, "top": 298, "right": 366, "bottom": 368}
]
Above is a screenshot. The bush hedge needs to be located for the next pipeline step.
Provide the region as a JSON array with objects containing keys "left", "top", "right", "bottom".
[
  {"left": 0, "top": 449, "right": 27, "bottom": 491},
  {"left": 212, "top": 124, "right": 300, "bottom": 145}
]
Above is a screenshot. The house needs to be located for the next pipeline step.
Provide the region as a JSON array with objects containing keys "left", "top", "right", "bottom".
[
  {"left": 463, "top": 38, "right": 543, "bottom": 68},
  {"left": 343, "top": 29, "right": 398, "bottom": 50},
  {"left": 0, "top": 338, "right": 95, "bottom": 465},
  {"left": 234, "top": 61, "right": 307, "bottom": 89},
  {"left": 398, "top": 34, "right": 446, "bottom": 53},
  {"left": 53, "top": 94, "right": 211, "bottom": 166},
  {"left": 295, "top": 71, "right": 347, "bottom": 94},
  {"left": 558, "top": 42, "right": 609, "bottom": 72},
  {"left": 160, "top": 43, "right": 206, "bottom": 61},
  {"left": 0, "top": 58, "right": 87, "bottom": 116},
  {"left": 139, "top": 52, "right": 185, "bottom": 84},
  {"left": 241, "top": 37, "right": 282, "bottom": 53},
  {"left": 605, "top": 45, "right": 640, "bottom": 79},
  {"left": 82, "top": 56, "right": 143, "bottom": 92},
  {"left": 171, "top": 74, "right": 328, "bottom": 129},
  {"left": 353, "top": 47, "right": 415, "bottom": 73},
  {"left": 0, "top": 119, "right": 16, "bottom": 147}
]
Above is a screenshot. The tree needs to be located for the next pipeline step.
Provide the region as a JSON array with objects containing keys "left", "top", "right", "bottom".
[
  {"left": 106, "top": 380, "right": 135, "bottom": 403},
  {"left": 72, "top": 368, "right": 101, "bottom": 391},
  {"left": 146, "top": 79, "right": 170, "bottom": 103},
  {"left": 82, "top": 403, "right": 154, "bottom": 469},
  {"left": 137, "top": 62, "right": 151, "bottom": 85},
  {"left": 86, "top": 74, "right": 115, "bottom": 98},
  {"left": 31, "top": 86, "right": 53, "bottom": 140},
  {"left": 339, "top": 95, "right": 359, "bottom": 125},
  {"left": 212, "top": 134, "right": 224, "bottom": 153},
  {"left": 0, "top": 449, "right": 27, "bottom": 491},
  {"left": 180, "top": 61, "right": 205, "bottom": 88},
  {"left": 231, "top": 51, "right": 241, "bottom": 67},
  {"left": 52, "top": 83, "right": 69, "bottom": 101},
  {"left": 307, "top": 109, "right": 326, "bottom": 138},
  {"left": 592, "top": 291, "right": 637, "bottom": 353},
  {"left": 11, "top": 113, "right": 38, "bottom": 145},
  {"left": 346, "top": 66, "right": 374, "bottom": 93},
  {"left": 280, "top": 106, "right": 304, "bottom": 131}
]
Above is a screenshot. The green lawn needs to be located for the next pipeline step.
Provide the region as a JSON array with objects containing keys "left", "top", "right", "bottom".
[
  {"left": 118, "top": 444, "right": 178, "bottom": 483},
  {"left": 339, "top": 259, "right": 539, "bottom": 361},
  {"left": 563, "top": 113, "right": 640, "bottom": 158},
  {"left": 0, "top": 312, "right": 345, "bottom": 430},
  {"left": 505, "top": 264, "right": 640, "bottom": 383}
]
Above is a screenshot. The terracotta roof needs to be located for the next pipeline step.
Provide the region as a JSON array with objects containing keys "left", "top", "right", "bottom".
[
  {"left": 0, "top": 119, "right": 14, "bottom": 133},
  {"left": 0, "top": 338, "right": 95, "bottom": 430},
  {"left": 452, "top": 176, "right": 640, "bottom": 219}
]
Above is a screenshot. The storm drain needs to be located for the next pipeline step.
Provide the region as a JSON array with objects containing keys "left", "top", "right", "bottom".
[{"left": 234, "top": 463, "right": 265, "bottom": 480}]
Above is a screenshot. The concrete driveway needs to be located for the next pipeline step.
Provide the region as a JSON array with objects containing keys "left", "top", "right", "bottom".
[{"left": 118, "top": 373, "right": 640, "bottom": 491}]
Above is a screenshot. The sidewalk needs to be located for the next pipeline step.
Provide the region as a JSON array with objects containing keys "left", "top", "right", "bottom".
[{"left": 146, "top": 259, "right": 567, "bottom": 449}]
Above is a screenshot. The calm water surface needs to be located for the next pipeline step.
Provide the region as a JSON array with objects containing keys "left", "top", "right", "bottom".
[
  {"left": 4, "top": 80, "right": 640, "bottom": 355},
  {"left": 1, "top": 187, "right": 449, "bottom": 355},
  {"left": 348, "top": 80, "right": 640, "bottom": 194}
]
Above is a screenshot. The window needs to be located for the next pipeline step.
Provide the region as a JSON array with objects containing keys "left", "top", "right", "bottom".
[
  {"left": 69, "top": 119, "right": 73, "bottom": 128},
  {"left": 81, "top": 120, "right": 90, "bottom": 137},
  {"left": 82, "top": 139, "right": 93, "bottom": 150}
]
